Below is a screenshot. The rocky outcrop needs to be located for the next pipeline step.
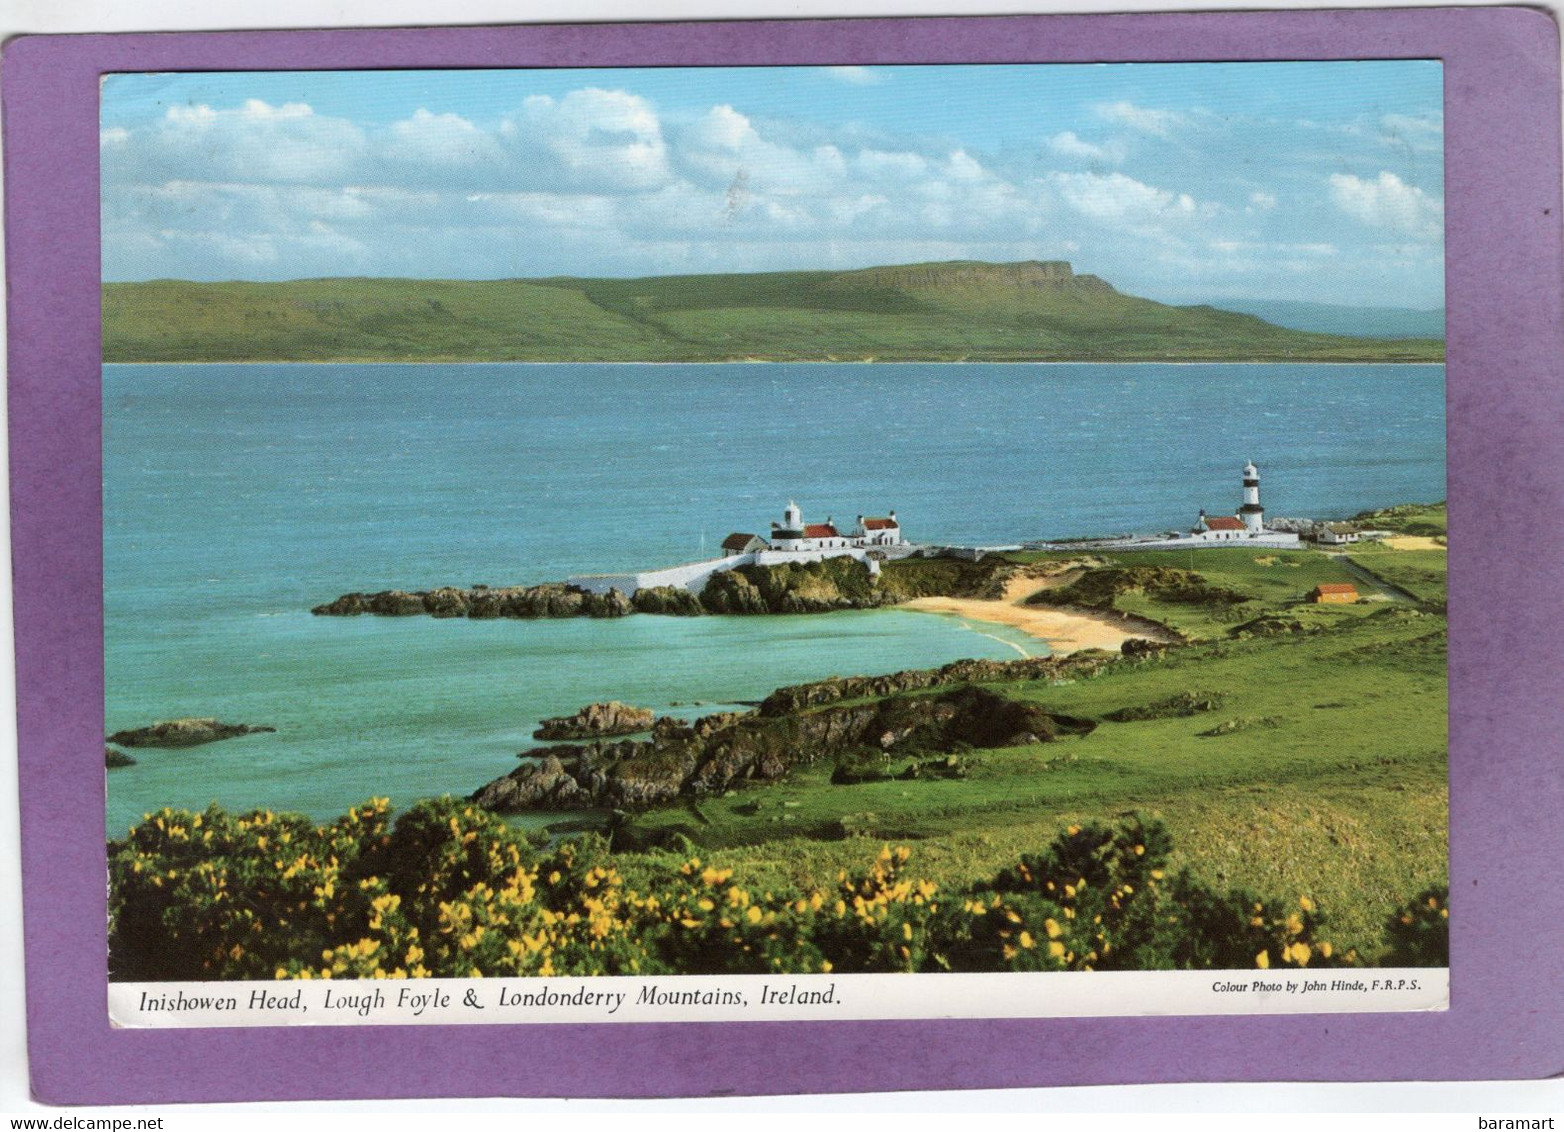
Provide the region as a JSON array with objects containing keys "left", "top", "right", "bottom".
[
  {"left": 468, "top": 753, "right": 594, "bottom": 810},
  {"left": 313, "top": 583, "right": 634, "bottom": 619},
  {"left": 312, "top": 553, "right": 1025, "bottom": 621},
  {"left": 534, "top": 701, "right": 656, "bottom": 741},
  {"left": 1104, "top": 690, "right": 1226, "bottom": 723},
  {"left": 106, "top": 747, "right": 136, "bottom": 768},
  {"left": 106, "top": 719, "right": 276, "bottom": 748},
  {"left": 1231, "top": 614, "right": 1323, "bottom": 637},
  {"left": 471, "top": 686, "right": 1096, "bottom": 813},
  {"left": 631, "top": 586, "right": 705, "bottom": 616},
  {"left": 756, "top": 652, "right": 1117, "bottom": 717},
  {"left": 1121, "top": 637, "right": 1175, "bottom": 658}
]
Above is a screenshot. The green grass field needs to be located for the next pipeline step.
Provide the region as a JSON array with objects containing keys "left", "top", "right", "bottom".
[
  {"left": 1346, "top": 545, "right": 1449, "bottom": 608},
  {"left": 613, "top": 545, "right": 1449, "bottom": 957},
  {"left": 1352, "top": 501, "right": 1448, "bottom": 537},
  {"left": 103, "top": 262, "right": 1446, "bottom": 364}
]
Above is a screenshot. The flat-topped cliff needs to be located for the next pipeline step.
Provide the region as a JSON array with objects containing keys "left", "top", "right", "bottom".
[{"left": 103, "top": 260, "right": 1443, "bottom": 364}]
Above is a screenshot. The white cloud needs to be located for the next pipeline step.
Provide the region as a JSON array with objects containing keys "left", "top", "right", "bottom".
[
  {"left": 856, "top": 149, "right": 928, "bottom": 180},
  {"left": 943, "top": 150, "right": 986, "bottom": 182},
  {"left": 236, "top": 99, "right": 313, "bottom": 121},
  {"left": 690, "top": 104, "right": 756, "bottom": 150},
  {"left": 1045, "top": 131, "right": 1126, "bottom": 164},
  {"left": 1049, "top": 171, "right": 1197, "bottom": 222},
  {"left": 100, "top": 77, "right": 1437, "bottom": 306},
  {"left": 1094, "top": 100, "right": 1186, "bottom": 138},
  {"left": 1328, "top": 171, "right": 1442, "bottom": 239},
  {"left": 822, "top": 66, "right": 884, "bottom": 86},
  {"left": 385, "top": 108, "right": 506, "bottom": 170},
  {"left": 107, "top": 99, "right": 368, "bottom": 187},
  {"left": 505, "top": 88, "right": 672, "bottom": 192}
]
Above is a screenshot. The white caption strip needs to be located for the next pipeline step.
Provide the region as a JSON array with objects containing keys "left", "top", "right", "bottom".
[{"left": 110, "top": 968, "right": 1448, "bottom": 1028}]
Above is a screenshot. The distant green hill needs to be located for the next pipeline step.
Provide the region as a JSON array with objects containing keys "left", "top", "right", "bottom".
[
  {"left": 1207, "top": 298, "right": 1444, "bottom": 341},
  {"left": 103, "top": 261, "right": 1445, "bottom": 363}
]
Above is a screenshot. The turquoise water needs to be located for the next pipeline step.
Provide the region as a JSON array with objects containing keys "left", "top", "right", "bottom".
[{"left": 104, "top": 362, "right": 1446, "bottom": 834}]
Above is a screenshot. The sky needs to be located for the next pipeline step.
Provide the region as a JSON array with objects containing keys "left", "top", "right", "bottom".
[{"left": 101, "top": 62, "right": 1445, "bottom": 307}]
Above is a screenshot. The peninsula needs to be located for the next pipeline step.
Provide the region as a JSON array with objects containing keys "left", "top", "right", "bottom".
[{"left": 103, "top": 260, "right": 1443, "bottom": 364}]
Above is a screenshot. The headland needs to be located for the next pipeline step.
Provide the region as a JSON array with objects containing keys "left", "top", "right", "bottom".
[{"left": 103, "top": 261, "right": 1444, "bottom": 365}]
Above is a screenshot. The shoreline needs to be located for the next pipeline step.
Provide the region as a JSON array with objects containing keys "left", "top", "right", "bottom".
[{"left": 900, "top": 575, "right": 1181, "bottom": 655}]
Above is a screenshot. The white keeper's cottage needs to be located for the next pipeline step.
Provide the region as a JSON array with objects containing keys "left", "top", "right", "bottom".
[
  {"left": 763, "top": 500, "right": 902, "bottom": 553},
  {"left": 569, "top": 500, "right": 909, "bottom": 596}
]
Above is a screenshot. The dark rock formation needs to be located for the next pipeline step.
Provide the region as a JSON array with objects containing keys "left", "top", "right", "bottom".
[
  {"left": 698, "top": 569, "right": 775, "bottom": 614},
  {"left": 1104, "top": 690, "right": 1226, "bottom": 723},
  {"left": 106, "top": 719, "right": 277, "bottom": 748},
  {"left": 468, "top": 754, "right": 593, "bottom": 810},
  {"left": 106, "top": 747, "right": 136, "bottom": 768},
  {"left": 312, "top": 583, "right": 632, "bottom": 619},
  {"left": 312, "top": 552, "right": 1029, "bottom": 621},
  {"left": 534, "top": 701, "right": 656, "bottom": 741},
  {"left": 631, "top": 586, "right": 705, "bottom": 616},
  {"left": 471, "top": 685, "right": 1096, "bottom": 813},
  {"left": 1198, "top": 716, "right": 1288, "bottom": 738},
  {"left": 1230, "top": 614, "right": 1323, "bottom": 637},
  {"left": 898, "top": 754, "right": 970, "bottom": 781},
  {"left": 1121, "top": 637, "right": 1174, "bottom": 658},
  {"left": 756, "top": 652, "right": 1118, "bottom": 717}
]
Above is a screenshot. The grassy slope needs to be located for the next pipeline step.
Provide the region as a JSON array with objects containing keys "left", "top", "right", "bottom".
[
  {"left": 103, "top": 263, "right": 1447, "bottom": 364},
  {"left": 617, "top": 545, "right": 1448, "bottom": 955},
  {"left": 1346, "top": 544, "right": 1449, "bottom": 607},
  {"left": 1016, "top": 547, "right": 1395, "bottom": 638},
  {"left": 1351, "top": 501, "right": 1448, "bottom": 537}
]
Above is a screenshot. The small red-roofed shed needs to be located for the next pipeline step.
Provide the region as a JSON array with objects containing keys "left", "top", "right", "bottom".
[{"left": 1308, "top": 583, "right": 1359, "bottom": 604}]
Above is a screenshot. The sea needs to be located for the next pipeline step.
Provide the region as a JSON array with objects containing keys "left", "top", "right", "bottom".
[{"left": 104, "top": 362, "right": 1447, "bottom": 835}]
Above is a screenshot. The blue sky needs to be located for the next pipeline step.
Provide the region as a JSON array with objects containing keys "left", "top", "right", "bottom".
[{"left": 101, "top": 62, "right": 1445, "bottom": 307}]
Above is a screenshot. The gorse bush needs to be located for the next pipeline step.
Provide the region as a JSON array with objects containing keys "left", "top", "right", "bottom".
[
  {"left": 1382, "top": 884, "right": 1450, "bottom": 967},
  {"left": 108, "top": 799, "right": 1436, "bottom": 980}
]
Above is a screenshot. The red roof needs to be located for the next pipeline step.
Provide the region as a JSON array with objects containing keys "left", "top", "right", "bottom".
[
  {"left": 803, "top": 524, "right": 839, "bottom": 539},
  {"left": 1314, "top": 583, "right": 1358, "bottom": 595},
  {"left": 863, "top": 517, "right": 899, "bottom": 530},
  {"left": 1202, "top": 516, "right": 1245, "bottom": 531}
]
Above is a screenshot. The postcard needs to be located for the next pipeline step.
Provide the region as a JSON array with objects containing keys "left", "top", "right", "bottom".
[{"left": 8, "top": 7, "right": 1564, "bottom": 1104}]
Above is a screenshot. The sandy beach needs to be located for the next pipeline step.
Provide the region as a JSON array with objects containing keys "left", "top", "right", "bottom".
[
  {"left": 1384, "top": 536, "right": 1446, "bottom": 552},
  {"left": 902, "top": 573, "right": 1180, "bottom": 656}
]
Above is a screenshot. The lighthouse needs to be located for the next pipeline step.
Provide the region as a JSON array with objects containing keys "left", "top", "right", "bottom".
[{"left": 1239, "top": 460, "right": 1265, "bottom": 533}]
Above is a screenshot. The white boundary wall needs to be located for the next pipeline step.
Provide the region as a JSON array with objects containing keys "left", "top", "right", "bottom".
[
  {"left": 1105, "top": 532, "right": 1302, "bottom": 551},
  {"left": 567, "top": 553, "right": 759, "bottom": 595}
]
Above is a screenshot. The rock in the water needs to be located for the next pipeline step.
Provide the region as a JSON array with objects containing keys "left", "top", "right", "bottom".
[
  {"left": 312, "top": 582, "right": 633, "bottom": 620},
  {"left": 534, "top": 701, "right": 657, "bottom": 741},
  {"left": 631, "top": 586, "right": 705, "bottom": 616},
  {"left": 106, "top": 719, "right": 277, "bottom": 748},
  {"left": 106, "top": 747, "right": 136, "bottom": 768}
]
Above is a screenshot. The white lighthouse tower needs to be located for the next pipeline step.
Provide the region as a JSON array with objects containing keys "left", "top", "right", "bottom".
[{"left": 1239, "top": 460, "right": 1265, "bottom": 533}]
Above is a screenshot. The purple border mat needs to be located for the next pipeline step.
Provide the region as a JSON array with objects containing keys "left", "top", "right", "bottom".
[{"left": 6, "top": 8, "right": 1562, "bottom": 1105}]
